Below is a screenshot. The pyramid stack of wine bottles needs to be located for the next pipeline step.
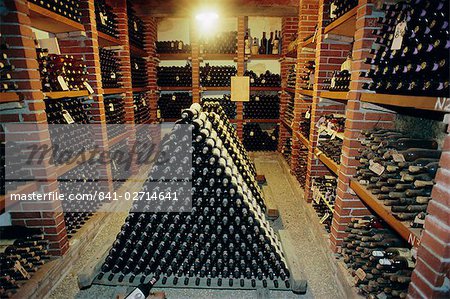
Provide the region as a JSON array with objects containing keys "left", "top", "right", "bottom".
[
  {"left": 362, "top": 0, "right": 449, "bottom": 96},
  {"left": 299, "top": 61, "right": 315, "bottom": 90},
  {"left": 100, "top": 48, "right": 122, "bottom": 89},
  {"left": 201, "top": 96, "right": 237, "bottom": 119},
  {"left": 110, "top": 139, "right": 132, "bottom": 190},
  {"left": 311, "top": 176, "right": 336, "bottom": 232},
  {"left": 156, "top": 41, "right": 191, "bottom": 54},
  {"left": 0, "top": 40, "right": 18, "bottom": 92},
  {"left": 355, "top": 128, "right": 441, "bottom": 228},
  {"left": 95, "top": 0, "right": 119, "bottom": 38},
  {"left": 243, "top": 123, "right": 278, "bottom": 151},
  {"left": 341, "top": 216, "right": 415, "bottom": 298},
  {"left": 0, "top": 226, "right": 51, "bottom": 297},
  {"left": 134, "top": 93, "right": 151, "bottom": 124},
  {"left": 299, "top": 108, "right": 311, "bottom": 138},
  {"left": 243, "top": 95, "right": 280, "bottom": 119},
  {"left": 127, "top": 1, "right": 145, "bottom": 49},
  {"left": 104, "top": 95, "right": 126, "bottom": 138},
  {"left": 329, "top": 0, "right": 358, "bottom": 23},
  {"left": 157, "top": 64, "right": 192, "bottom": 87},
  {"left": 293, "top": 144, "right": 309, "bottom": 188},
  {"left": 158, "top": 92, "right": 193, "bottom": 119},
  {"left": 95, "top": 103, "right": 291, "bottom": 290},
  {"left": 131, "top": 55, "right": 148, "bottom": 88},
  {"left": 244, "top": 70, "right": 281, "bottom": 87},
  {"left": 200, "top": 64, "right": 237, "bottom": 87}
]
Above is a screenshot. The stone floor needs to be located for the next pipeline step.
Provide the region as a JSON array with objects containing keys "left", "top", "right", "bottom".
[{"left": 48, "top": 152, "right": 345, "bottom": 299}]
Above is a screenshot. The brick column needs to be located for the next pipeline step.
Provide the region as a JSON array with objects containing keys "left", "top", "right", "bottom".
[
  {"left": 236, "top": 16, "right": 246, "bottom": 140},
  {"left": 190, "top": 19, "right": 200, "bottom": 104},
  {"left": 1, "top": 0, "right": 68, "bottom": 256},
  {"left": 142, "top": 16, "right": 158, "bottom": 122}
]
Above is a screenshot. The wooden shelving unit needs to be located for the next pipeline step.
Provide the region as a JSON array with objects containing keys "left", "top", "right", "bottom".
[
  {"left": 0, "top": 92, "right": 20, "bottom": 103},
  {"left": 360, "top": 93, "right": 450, "bottom": 113},
  {"left": 244, "top": 119, "right": 280, "bottom": 123},
  {"left": 28, "top": 2, "right": 85, "bottom": 33},
  {"left": 314, "top": 148, "right": 339, "bottom": 176},
  {"left": 301, "top": 35, "right": 315, "bottom": 48},
  {"left": 55, "top": 149, "right": 99, "bottom": 177},
  {"left": 350, "top": 180, "right": 422, "bottom": 247},
  {"left": 103, "top": 88, "right": 125, "bottom": 95},
  {"left": 98, "top": 32, "right": 122, "bottom": 47},
  {"left": 247, "top": 54, "right": 282, "bottom": 60},
  {"left": 284, "top": 87, "right": 296, "bottom": 94},
  {"left": 132, "top": 87, "right": 150, "bottom": 93},
  {"left": 320, "top": 91, "right": 348, "bottom": 101},
  {"left": 323, "top": 7, "right": 358, "bottom": 37},
  {"left": 251, "top": 86, "right": 281, "bottom": 91},
  {"left": 201, "top": 53, "right": 236, "bottom": 60},
  {"left": 201, "top": 86, "right": 231, "bottom": 91},
  {"left": 159, "top": 86, "right": 192, "bottom": 91},
  {"left": 44, "top": 90, "right": 90, "bottom": 99},
  {"left": 158, "top": 53, "right": 191, "bottom": 60}
]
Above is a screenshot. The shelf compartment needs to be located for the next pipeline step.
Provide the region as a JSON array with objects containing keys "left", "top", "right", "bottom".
[
  {"left": 349, "top": 180, "right": 422, "bottom": 247},
  {"left": 295, "top": 132, "right": 309, "bottom": 147},
  {"left": 320, "top": 91, "right": 348, "bottom": 101},
  {"left": 103, "top": 88, "right": 126, "bottom": 95},
  {"left": 159, "top": 86, "right": 192, "bottom": 91},
  {"left": 0, "top": 92, "right": 21, "bottom": 103},
  {"left": 284, "top": 87, "right": 296, "bottom": 94},
  {"left": 360, "top": 93, "right": 450, "bottom": 113},
  {"left": 130, "top": 45, "right": 148, "bottom": 57},
  {"left": 98, "top": 32, "right": 122, "bottom": 47},
  {"left": 158, "top": 53, "right": 191, "bottom": 60},
  {"left": 0, "top": 182, "right": 39, "bottom": 213},
  {"left": 44, "top": 90, "right": 90, "bottom": 99},
  {"left": 28, "top": 2, "right": 85, "bottom": 33},
  {"left": 323, "top": 7, "right": 358, "bottom": 37},
  {"left": 299, "top": 89, "right": 314, "bottom": 97},
  {"left": 314, "top": 148, "right": 339, "bottom": 175}
]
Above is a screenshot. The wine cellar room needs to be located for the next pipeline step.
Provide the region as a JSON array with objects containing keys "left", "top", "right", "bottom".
[{"left": 0, "top": 0, "right": 449, "bottom": 298}]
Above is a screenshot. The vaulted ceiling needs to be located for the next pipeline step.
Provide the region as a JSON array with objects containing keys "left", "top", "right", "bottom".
[{"left": 132, "top": 0, "right": 299, "bottom": 17}]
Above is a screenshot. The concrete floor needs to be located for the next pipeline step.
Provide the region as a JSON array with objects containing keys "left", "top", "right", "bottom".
[{"left": 48, "top": 152, "right": 345, "bottom": 299}]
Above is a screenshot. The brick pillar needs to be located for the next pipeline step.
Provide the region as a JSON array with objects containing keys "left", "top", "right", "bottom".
[
  {"left": 236, "top": 16, "right": 246, "bottom": 140},
  {"left": 142, "top": 16, "right": 158, "bottom": 122},
  {"left": 408, "top": 122, "right": 450, "bottom": 298},
  {"left": 190, "top": 19, "right": 200, "bottom": 104},
  {"left": 1, "top": 0, "right": 68, "bottom": 256},
  {"left": 329, "top": 0, "right": 395, "bottom": 251}
]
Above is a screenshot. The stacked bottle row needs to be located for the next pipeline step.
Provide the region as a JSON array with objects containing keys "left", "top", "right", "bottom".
[
  {"left": 283, "top": 95, "right": 294, "bottom": 126},
  {"left": 134, "top": 93, "right": 151, "bottom": 124},
  {"left": 362, "top": 1, "right": 449, "bottom": 97},
  {"left": 110, "top": 139, "right": 131, "bottom": 190},
  {"left": 355, "top": 128, "right": 441, "bottom": 227},
  {"left": 244, "top": 30, "right": 282, "bottom": 56},
  {"left": 243, "top": 123, "right": 278, "bottom": 151},
  {"left": 156, "top": 41, "right": 191, "bottom": 54},
  {"left": 97, "top": 103, "right": 290, "bottom": 288},
  {"left": 200, "top": 64, "right": 237, "bottom": 87},
  {"left": 329, "top": 0, "right": 358, "bottom": 22},
  {"left": 95, "top": 0, "right": 119, "bottom": 38},
  {"left": 28, "top": 0, "right": 82, "bottom": 23},
  {"left": 36, "top": 49, "right": 89, "bottom": 92},
  {"left": 299, "top": 108, "right": 311, "bottom": 138},
  {"left": 58, "top": 162, "right": 104, "bottom": 237},
  {"left": 100, "top": 48, "right": 122, "bottom": 89},
  {"left": 311, "top": 176, "right": 336, "bottom": 232},
  {"left": 158, "top": 92, "right": 192, "bottom": 119},
  {"left": 293, "top": 144, "right": 308, "bottom": 188},
  {"left": 131, "top": 56, "right": 148, "bottom": 88},
  {"left": 44, "top": 97, "right": 95, "bottom": 162},
  {"left": 324, "top": 70, "right": 351, "bottom": 92},
  {"left": 157, "top": 64, "right": 192, "bottom": 87},
  {"left": 199, "top": 31, "right": 238, "bottom": 54},
  {"left": 243, "top": 95, "right": 280, "bottom": 119},
  {"left": 286, "top": 65, "right": 296, "bottom": 89},
  {"left": 201, "top": 96, "right": 237, "bottom": 119},
  {"left": 104, "top": 96, "right": 126, "bottom": 139},
  {"left": 0, "top": 226, "right": 51, "bottom": 297},
  {"left": 0, "top": 40, "right": 18, "bottom": 92},
  {"left": 0, "top": 143, "right": 29, "bottom": 194},
  {"left": 281, "top": 138, "right": 292, "bottom": 164},
  {"left": 299, "top": 61, "right": 315, "bottom": 90},
  {"left": 127, "top": 2, "right": 145, "bottom": 49},
  {"left": 341, "top": 216, "right": 414, "bottom": 298},
  {"left": 317, "top": 114, "right": 345, "bottom": 164},
  {"left": 244, "top": 70, "right": 281, "bottom": 87}
]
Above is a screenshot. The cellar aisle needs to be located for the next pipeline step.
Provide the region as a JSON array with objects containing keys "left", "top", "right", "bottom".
[{"left": 48, "top": 152, "right": 345, "bottom": 299}]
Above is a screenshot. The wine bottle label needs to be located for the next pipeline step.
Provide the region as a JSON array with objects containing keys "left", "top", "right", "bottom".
[
  {"left": 319, "top": 212, "right": 330, "bottom": 224},
  {"left": 255, "top": 96, "right": 260, "bottom": 101},
  {"left": 392, "top": 153, "right": 405, "bottom": 162},
  {"left": 378, "top": 258, "right": 391, "bottom": 265},
  {"left": 376, "top": 292, "right": 388, "bottom": 299},
  {"left": 57, "top": 75, "right": 69, "bottom": 91},
  {"left": 355, "top": 268, "right": 366, "bottom": 280},
  {"left": 111, "top": 72, "right": 116, "bottom": 79},
  {"left": 125, "top": 288, "right": 146, "bottom": 299},
  {"left": 369, "top": 161, "right": 385, "bottom": 175},
  {"left": 62, "top": 109, "right": 75, "bottom": 124},
  {"left": 305, "top": 110, "right": 311, "bottom": 119},
  {"left": 391, "top": 21, "right": 406, "bottom": 50},
  {"left": 83, "top": 82, "right": 94, "bottom": 94},
  {"left": 372, "top": 250, "right": 384, "bottom": 257},
  {"left": 133, "top": 21, "right": 138, "bottom": 32},
  {"left": 109, "top": 103, "right": 114, "bottom": 111},
  {"left": 330, "top": 2, "right": 337, "bottom": 19},
  {"left": 99, "top": 12, "right": 107, "bottom": 25},
  {"left": 142, "top": 99, "right": 147, "bottom": 106},
  {"left": 172, "top": 95, "right": 176, "bottom": 101}
]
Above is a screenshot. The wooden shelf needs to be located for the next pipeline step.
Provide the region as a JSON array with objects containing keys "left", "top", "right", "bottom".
[
  {"left": 132, "top": 87, "right": 149, "bottom": 93},
  {"left": 44, "top": 90, "right": 90, "bottom": 99},
  {"left": 158, "top": 53, "right": 191, "bottom": 60},
  {"left": 350, "top": 180, "right": 422, "bottom": 247},
  {"left": 299, "top": 89, "right": 314, "bottom": 97},
  {"left": 161, "top": 118, "right": 178, "bottom": 122},
  {"left": 55, "top": 149, "right": 98, "bottom": 177},
  {"left": 284, "top": 49, "right": 297, "bottom": 58},
  {"left": 0, "top": 182, "right": 39, "bottom": 213},
  {"left": 159, "top": 86, "right": 192, "bottom": 91},
  {"left": 251, "top": 86, "right": 281, "bottom": 91},
  {"left": 201, "top": 86, "right": 230, "bottom": 91},
  {"left": 109, "top": 132, "right": 128, "bottom": 146},
  {"left": 28, "top": 2, "right": 85, "bottom": 33},
  {"left": 284, "top": 87, "right": 296, "bottom": 94},
  {"left": 314, "top": 148, "right": 340, "bottom": 175},
  {"left": 98, "top": 32, "right": 122, "bottom": 47},
  {"left": 295, "top": 132, "right": 309, "bottom": 147},
  {"left": 0, "top": 92, "right": 21, "bottom": 103},
  {"left": 244, "top": 119, "right": 280, "bottom": 123},
  {"left": 320, "top": 91, "right": 348, "bottom": 101},
  {"left": 301, "top": 35, "right": 315, "bottom": 48},
  {"left": 360, "top": 93, "right": 450, "bottom": 113},
  {"left": 324, "top": 7, "right": 358, "bottom": 37},
  {"left": 247, "top": 54, "right": 282, "bottom": 60},
  {"left": 103, "top": 88, "right": 125, "bottom": 95},
  {"left": 281, "top": 118, "right": 293, "bottom": 130},
  {"left": 201, "top": 54, "right": 236, "bottom": 60},
  {"left": 130, "top": 45, "right": 148, "bottom": 57}
]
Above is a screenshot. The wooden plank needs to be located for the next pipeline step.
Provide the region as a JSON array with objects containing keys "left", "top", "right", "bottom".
[
  {"left": 244, "top": 119, "right": 280, "bottom": 123},
  {"left": 0, "top": 92, "right": 20, "bottom": 103},
  {"left": 201, "top": 54, "right": 236, "bottom": 60},
  {"left": 28, "top": 2, "right": 85, "bottom": 33},
  {"left": 98, "top": 32, "right": 122, "bottom": 47},
  {"left": 251, "top": 86, "right": 281, "bottom": 91},
  {"left": 103, "top": 88, "right": 125, "bottom": 95},
  {"left": 349, "top": 180, "right": 422, "bottom": 248},
  {"left": 360, "top": 93, "right": 450, "bottom": 113},
  {"left": 201, "top": 86, "right": 230, "bottom": 91},
  {"left": 247, "top": 54, "right": 282, "bottom": 60},
  {"left": 324, "top": 7, "right": 357, "bottom": 37},
  {"left": 300, "top": 35, "right": 315, "bottom": 48},
  {"left": 159, "top": 86, "right": 192, "bottom": 91},
  {"left": 284, "top": 87, "right": 296, "bottom": 94},
  {"left": 44, "top": 90, "right": 90, "bottom": 99},
  {"left": 299, "top": 89, "right": 313, "bottom": 97},
  {"left": 109, "top": 132, "right": 129, "bottom": 147},
  {"left": 281, "top": 119, "right": 292, "bottom": 130},
  {"left": 295, "top": 132, "right": 309, "bottom": 147},
  {"left": 158, "top": 53, "right": 190, "bottom": 60},
  {"left": 262, "top": 184, "right": 279, "bottom": 220},
  {"left": 320, "top": 91, "right": 348, "bottom": 101},
  {"left": 314, "top": 148, "right": 339, "bottom": 175},
  {"left": 132, "top": 87, "right": 149, "bottom": 93}
]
